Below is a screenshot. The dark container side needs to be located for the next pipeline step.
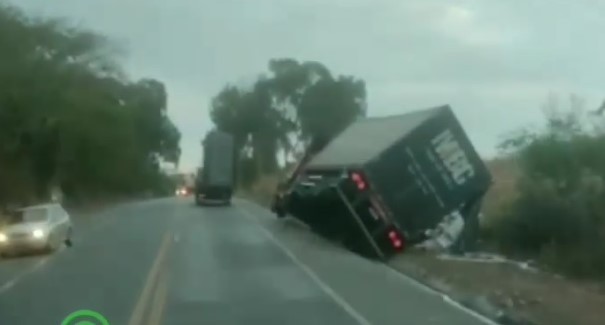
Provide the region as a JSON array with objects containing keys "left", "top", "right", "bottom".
[{"left": 364, "top": 106, "right": 491, "bottom": 241}]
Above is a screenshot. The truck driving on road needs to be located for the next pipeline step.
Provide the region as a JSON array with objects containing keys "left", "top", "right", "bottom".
[
  {"left": 194, "top": 129, "right": 235, "bottom": 206},
  {"left": 271, "top": 105, "right": 492, "bottom": 259}
]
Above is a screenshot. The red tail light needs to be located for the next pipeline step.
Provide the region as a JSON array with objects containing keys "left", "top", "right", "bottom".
[
  {"left": 388, "top": 230, "right": 404, "bottom": 250},
  {"left": 350, "top": 172, "right": 367, "bottom": 190},
  {"left": 393, "top": 239, "right": 403, "bottom": 249}
]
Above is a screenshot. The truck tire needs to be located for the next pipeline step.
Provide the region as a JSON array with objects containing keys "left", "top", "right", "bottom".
[
  {"left": 272, "top": 195, "right": 288, "bottom": 218},
  {"left": 272, "top": 202, "right": 286, "bottom": 218}
]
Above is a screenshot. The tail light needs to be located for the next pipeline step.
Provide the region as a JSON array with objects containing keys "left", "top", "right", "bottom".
[
  {"left": 388, "top": 230, "right": 404, "bottom": 250},
  {"left": 350, "top": 172, "right": 367, "bottom": 190}
]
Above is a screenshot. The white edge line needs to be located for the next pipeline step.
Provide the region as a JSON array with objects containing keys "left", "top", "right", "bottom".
[
  {"left": 238, "top": 199, "right": 500, "bottom": 325},
  {"left": 386, "top": 261, "right": 501, "bottom": 325},
  {"left": 237, "top": 207, "right": 373, "bottom": 325},
  {"left": 0, "top": 257, "right": 49, "bottom": 295}
]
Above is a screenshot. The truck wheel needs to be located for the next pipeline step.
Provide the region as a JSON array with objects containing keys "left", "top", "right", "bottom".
[
  {"left": 273, "top": 198, "right": 287, "bottom": 218},
  {"left": 275, "top": 208, "right": 286, "bottom": 218}
]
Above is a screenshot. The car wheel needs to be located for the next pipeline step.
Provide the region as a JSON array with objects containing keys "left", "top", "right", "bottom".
[{"left": 65, "top": 228, "right": 73, "bottom": 247}]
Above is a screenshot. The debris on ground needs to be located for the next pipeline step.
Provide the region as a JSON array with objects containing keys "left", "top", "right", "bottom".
[
  {"left": 390, "top": 250, "right": 605, "bottom": 325},
  {"left": 415, "top": 210, "right": 466, "bottom": 252}
]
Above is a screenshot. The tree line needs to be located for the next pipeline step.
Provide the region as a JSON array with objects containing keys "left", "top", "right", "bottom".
[
  {"left": 0, "top": 5, "right": 181, "bottom": 206},
  {"left": 209, "top": 58, "right": 367, "bottom": 186}
]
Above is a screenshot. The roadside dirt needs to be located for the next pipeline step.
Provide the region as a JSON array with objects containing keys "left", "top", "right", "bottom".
[{"left": 390, "top": 250, "right": 605, "bottom": 325}]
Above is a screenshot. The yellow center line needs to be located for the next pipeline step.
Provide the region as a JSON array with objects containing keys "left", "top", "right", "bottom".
[
  {"left": 128, "top": 231, "right": 172, "bottom": 325},
  {"left": 148, "top": 270, "right": 169, "bottom": 325}
]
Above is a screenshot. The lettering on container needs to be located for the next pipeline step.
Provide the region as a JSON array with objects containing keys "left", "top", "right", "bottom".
[
  {"left": 405, "top": 148, "right": 445, "bottom": 207},
  {"left": 431, "top": 129, "right": 475, "bottom": 185},
  {"left": 426, "top": 148, "right": 453, "bottom": 188}
]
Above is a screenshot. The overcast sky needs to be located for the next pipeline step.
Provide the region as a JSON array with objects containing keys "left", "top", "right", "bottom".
[{"left": 11, "top": 0, "right": 605, "bottom": 172}]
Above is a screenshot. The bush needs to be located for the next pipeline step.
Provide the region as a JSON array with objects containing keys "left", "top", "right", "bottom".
[{"left": 491, "top": 135, "right": 605, "bottom": 278}]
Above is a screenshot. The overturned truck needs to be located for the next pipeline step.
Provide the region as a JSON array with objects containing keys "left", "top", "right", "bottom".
[{"left": 271, "top": 105, "right": 492, "bottom": 260}]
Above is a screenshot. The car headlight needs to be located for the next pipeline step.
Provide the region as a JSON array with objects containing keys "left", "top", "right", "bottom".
[
  {"left": 32, "top": 229, "right": 44, "bottom": 239},
  {"left": 0, "top": 233, "right": 7, "bottom": 242}
]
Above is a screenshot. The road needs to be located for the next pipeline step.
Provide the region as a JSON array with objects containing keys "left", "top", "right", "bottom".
[{"left": 0, "top": 198, "right": 495, "bottom": 325}]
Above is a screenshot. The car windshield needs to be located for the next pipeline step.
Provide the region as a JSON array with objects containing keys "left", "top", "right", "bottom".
[
  {"left": 23, "top": 208, "right": 48, "bottom": 223},
  {"left": 7, "top": 208, "right": 48, "bottom": 224}
]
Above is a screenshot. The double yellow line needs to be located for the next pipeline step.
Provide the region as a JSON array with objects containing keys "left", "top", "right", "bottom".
[{"left": 128, "top": 232, "right": 172, "bottom": 325}]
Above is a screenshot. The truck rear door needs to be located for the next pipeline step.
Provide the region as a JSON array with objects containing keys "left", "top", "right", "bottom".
[
  {"left": 296, "top": 169, "right": 405, "bottom": 260},
  {"left": 203, "top": 131, "right": 235, "bottom": 187}
]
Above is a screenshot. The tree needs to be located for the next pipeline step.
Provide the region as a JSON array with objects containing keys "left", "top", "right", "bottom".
[
  {"left": 0, "top": 4, "right": 181, "bottom": 205},
  {"left": 209, "top": 58, "right": 366, "bottom": 185},
  {"left": 492, "top": 94, "right": 605, "bottom": 277}
]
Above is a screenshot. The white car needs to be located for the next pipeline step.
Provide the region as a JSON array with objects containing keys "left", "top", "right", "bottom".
[{"left": 0, "top": 203, "right": 73, "bottom": 256}]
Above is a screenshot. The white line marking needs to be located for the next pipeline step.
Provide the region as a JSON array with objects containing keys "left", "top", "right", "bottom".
[
  {"left": 384, "top": 266, "right": 500, "bottom": 325},
  {"left": 0, "top": 257, "right": 49, "bottom": 295},
  {"left": 237, "top": 207, "right": 373, "bottom": 325}
]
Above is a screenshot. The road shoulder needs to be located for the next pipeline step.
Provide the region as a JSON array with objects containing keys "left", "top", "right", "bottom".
[{"left": 237, "top": 199, "right": 497, "bottom": 325}]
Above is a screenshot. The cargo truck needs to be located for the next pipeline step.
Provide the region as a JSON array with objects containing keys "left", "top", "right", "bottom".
[
  {"left": 194, "top": 130, "right": 235, "bottom": 206},
  {"left": 271, "top": 105, "right": 492, "bottom": 259}
]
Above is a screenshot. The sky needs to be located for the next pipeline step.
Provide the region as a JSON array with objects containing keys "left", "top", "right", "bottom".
[{"left": 10, "top": 0, "right": 605, "bottom": 172}]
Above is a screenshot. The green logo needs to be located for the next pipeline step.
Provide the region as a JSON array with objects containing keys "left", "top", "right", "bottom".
[{"left": 61, "top": 310, "right": 109, "bottom": 325}]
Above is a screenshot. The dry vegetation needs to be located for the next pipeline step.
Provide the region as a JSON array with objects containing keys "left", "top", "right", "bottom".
[
  {"left": 392, "top": 251, "right": 605, "bottom": 325},
  {"left": 481, "top": 157, "right": 521, "bottom": 225}
]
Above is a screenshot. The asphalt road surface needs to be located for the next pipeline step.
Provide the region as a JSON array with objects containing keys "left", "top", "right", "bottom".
[{"left": 0, "top": 198, "right": 497, "bottom": 325}]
